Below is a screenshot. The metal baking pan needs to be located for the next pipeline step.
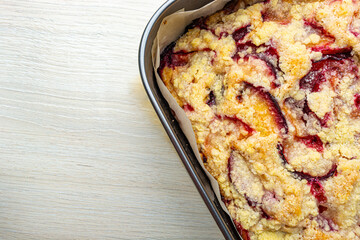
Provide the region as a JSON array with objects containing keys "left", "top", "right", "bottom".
[{"left": 138, "top": 0, "right": 242, "bottom": 239}]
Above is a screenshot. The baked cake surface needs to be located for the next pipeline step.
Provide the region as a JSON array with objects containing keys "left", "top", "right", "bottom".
[{"left": 158, "top": 0, "right": 360, "bottom": 239}]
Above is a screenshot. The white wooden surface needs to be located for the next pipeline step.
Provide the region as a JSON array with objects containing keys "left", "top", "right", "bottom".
[{"left": 0, "top": 1, "right": 224, "bottom": 239}]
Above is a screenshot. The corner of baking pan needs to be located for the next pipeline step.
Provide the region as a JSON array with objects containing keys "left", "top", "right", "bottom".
[{"left": 138, "top": 1, "right": 242, "bottom": 239}]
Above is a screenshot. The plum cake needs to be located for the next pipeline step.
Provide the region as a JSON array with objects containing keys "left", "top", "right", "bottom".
[{"left": 158, "top": 0, "right": 360, "bottom": 239}]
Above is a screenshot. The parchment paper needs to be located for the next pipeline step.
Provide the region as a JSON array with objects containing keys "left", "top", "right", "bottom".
[{"left": 152, "top": 0, "right": 231, "bottom": 214}]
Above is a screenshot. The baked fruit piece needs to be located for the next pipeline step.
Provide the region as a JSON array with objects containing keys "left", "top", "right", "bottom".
[{"left": 158, "top": 0, "right": 360, "bottom": 239}]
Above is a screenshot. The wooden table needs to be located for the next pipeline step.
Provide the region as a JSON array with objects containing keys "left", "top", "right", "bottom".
[{"left": 0, "top": 1, "right": 223, "bottom": 239}]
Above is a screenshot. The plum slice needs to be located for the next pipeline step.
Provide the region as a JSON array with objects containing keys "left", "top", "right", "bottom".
[
  {"left": 234, "top": 41, "right": 257, "bottom": 56},
  {"left": 202, "top": 116, "right": 253, "bottom": 159},
  {"left": 299, "top": 50, "right": 355, "bottom": 92},
  {"left": 245, "top": 196, "right": 272, "bottom": 220},
  {"left": 158, "top": 42, "right": 190, "bottom": 74},
  {"left": 216, "top": 114, "right": 254, "bottom": 135},
  {"left": 206, "top": 91, "right": 216, "bottom": 106},
  {"left": 350, "top": 10, "right": 360, "bottom": 37},
  {"left": 249, "top": 84, "right": 288, "bottom": 133},
  {"left": 228, "top": 152, "right": 270, "bottom": 216},
  {"left": 296, "top": 167, "right": 337, "bottom": 203},
  {"left": 222, "top": 197, "right": 252, "bottom": 239},
  {"left": 277, "top": 143, "right": 288, "bottom": 165},
  {"left": 289, "top": 161, "right": 338, "bottom": 184},
  {"left": 277, "top": 143, "right": 337, "bottom": 203},
  {"left": 280, "top": 142, "right": 338, "bottom": 182},
  {"left": 288, "top": 166, "right": 333, "bottom": 209},
  {"left": 303, "top": 19, "right": 335, "bottom": 52},
  {"left": 158, "top": 43, "right": 214, "bottom": 75},
  {"left": 185, "top": 16, "right": 226, "bottom": 39},
  {"left": 185, "top": 17, "right": 209, "bottom": 32},
  {"left": 350, "top": 94, "right": 360, "bottom": 117},
  {"left": 234, "top": 220, "right": 251, "bottom": 240},
  {"left": 284, "top": 97, "right": 331, "bottom": 132},
  {"left": 318, "top": 205, "right": 327, "bottom": 214},
  {"left": 234, "top": 42, "right": 280, "bottom": 75},
  {"left": 158, "top": 43, "right": 206, "bottom": 75},
  {"left": 233, "top": 42, "right": 282, "bottom": 88},
  {"left": 228, "top": 152, "right": 276, "bottom": 221},
  {"left": 355, "top": 93, "right": 360, "bottom": 109},
  {"left": 221, "top": 196, "right": 231, "bottom": 206},
  {"left": 304, "top": 19, "right": 334, "bottom": 38},
  {"left": 254, "top": 47, "right": 280, "bottom": 84},
  {"left": 232, "top": 25, "right": 251, "bottom": 43},
  {"left": 309, "top": 179, "right": 327, "bottom": 203},
  {"left": 183, "top": 104, "right": 194, "bottom": 112},
  {"left": 311, "top": 46, "right": 352, "bottom": 56},
  {"left": 297, "top": 135, "right": 324, "bottom": 152},
  {"left": 315, "top": 213, "right": 338, "bottom": 232},
  {"left": 238, "top": 82, "right": 288, "bottom": 134}
]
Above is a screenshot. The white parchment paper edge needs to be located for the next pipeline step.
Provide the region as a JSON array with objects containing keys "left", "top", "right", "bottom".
[{"left": 152, "top": 0, "right": 232, "bottom": 215}]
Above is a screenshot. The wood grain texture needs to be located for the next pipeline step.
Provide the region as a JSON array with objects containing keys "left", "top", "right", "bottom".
[{"left": 0, "top": 1, "right": 224, "bottom": 239}]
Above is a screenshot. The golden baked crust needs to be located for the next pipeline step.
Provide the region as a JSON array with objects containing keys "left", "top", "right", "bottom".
[{"left": 158, "top": 0, "right": 360, "bottom": 239}]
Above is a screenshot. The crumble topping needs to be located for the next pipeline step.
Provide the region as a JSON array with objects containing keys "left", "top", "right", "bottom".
[{"left": 158, "top": 0, "right": 360, "bottom": 239}]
